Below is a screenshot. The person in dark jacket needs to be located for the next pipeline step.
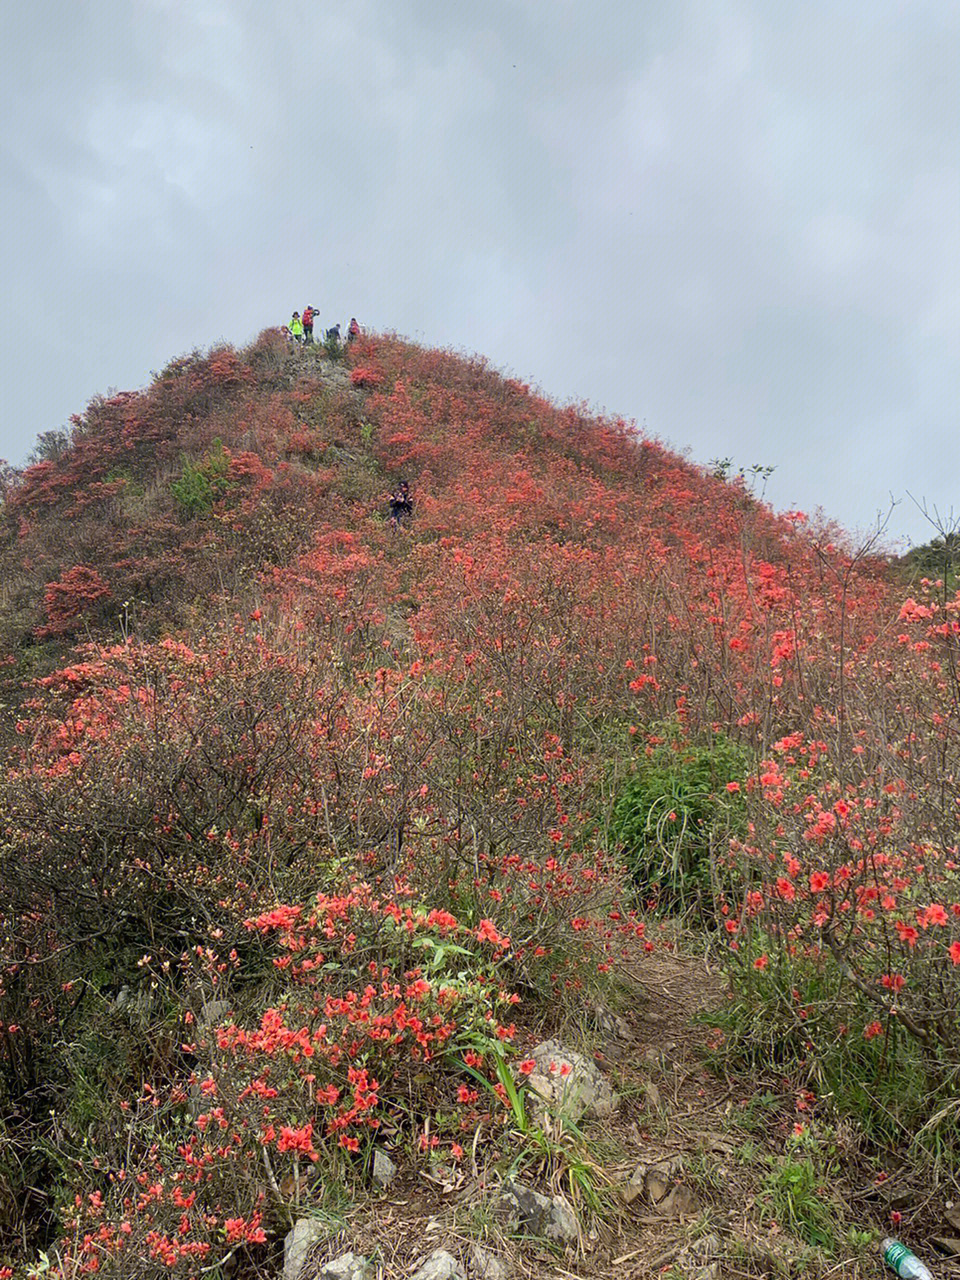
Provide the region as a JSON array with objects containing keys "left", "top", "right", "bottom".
[{"left": 388, "top": 480, "right": 412, "bottom": 526}]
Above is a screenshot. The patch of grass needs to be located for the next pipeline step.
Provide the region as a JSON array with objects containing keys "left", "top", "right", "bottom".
[
  {"left": 759, "top": 1133, "right": 839, "bottom": 1253},
  {"left": 609, "top": 721, "right": 749, "bottom": 916},
  {"left": 170, "top": 438, "right": 230, "bottom": 516},
  {"left": 730, "top": 1089, "right": 783, "bottom": 1136},
  {"left": 685, "top": 1151, "right": 724, "bottom": 1193}
]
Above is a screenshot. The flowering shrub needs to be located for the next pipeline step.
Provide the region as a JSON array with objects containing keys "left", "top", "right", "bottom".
[
  {"left": 37, "top": 564, "right": 113, "bottom": 637},
  {"left": 713, "top": 581, "right": 960, "bottom": 1148},
  {"left": 43, "top": 886, "right": 518, "bottom": 1277}
]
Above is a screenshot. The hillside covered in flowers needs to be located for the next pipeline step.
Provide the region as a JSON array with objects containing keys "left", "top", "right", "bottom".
[{"left": 1, "top": 330, "right": 957, "bottom": 1278}]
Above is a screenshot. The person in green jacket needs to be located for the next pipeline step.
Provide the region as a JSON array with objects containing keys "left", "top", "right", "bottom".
[{"left": 289, "top": 311, "right": 304, "bottom": 343}]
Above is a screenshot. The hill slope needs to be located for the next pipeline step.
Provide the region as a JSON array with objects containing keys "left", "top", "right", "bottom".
[{"left": 1, "top": 332, "right": 957, "bottom": 1279}]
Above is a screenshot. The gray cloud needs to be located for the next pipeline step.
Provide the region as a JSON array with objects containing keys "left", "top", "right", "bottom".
[{"left": 1, "top": 0, "right": 957, "bottom": 544}]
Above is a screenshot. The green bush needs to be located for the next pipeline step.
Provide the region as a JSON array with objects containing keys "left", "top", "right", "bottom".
[
  {"left": 610, "top": 724, "right": 749, "bottom": 914},
  {"left": 169, "top": 438, "right": 229, "bottom": 516}
]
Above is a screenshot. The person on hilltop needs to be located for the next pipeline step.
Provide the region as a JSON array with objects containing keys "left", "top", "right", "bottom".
[
  {"left": 289, "top": 311, "right": 304, "bottom": 343},
  {"left": 302, "top": 305, "right": 317, "bottom": 344},
  {"left": 347, "top": 317, "right": 361, "bottom": 344},
  {"left": 388, "top": 479, "right": 413, "bottom": 527}
]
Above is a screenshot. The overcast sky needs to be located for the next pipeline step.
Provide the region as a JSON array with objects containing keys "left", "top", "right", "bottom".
[{"left": 2, "top": 1, "right": 958, "bottom": 546}]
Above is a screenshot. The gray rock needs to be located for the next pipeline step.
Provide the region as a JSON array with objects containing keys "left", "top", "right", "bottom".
[
  {"left": 112, "top": 983, "right": 154, "bottom": 1018},
  {"left": 594, "top": 1003, "right": 631, "bottom": 1040},
  {"left": 545, "top": 1197, "right": 578, "bottom": 1245},
  {"left": 320, "top": 1249, "right": 371, "bottom": 1280},
  {"left": 675, "top": 1232, "right": 721, "bottom": 1279},
  {"left": 319, "top": 1254, "right": 373, "bottom": 1280},
  {"left": 283, "top": 1218, "right": 329, "bottom": 1280},
  {"left": 469, "top": 1244, "right": 509, "bottom": 1280},
  {"left": 410, "top": 1249, "right": 467, "bottom": 1280},
  {"left": 372, "top": 1148, "right": 398, "bottom": 1189},
  {"left": 521, "top": 1039, "right": 617, "bottom": 1121},
  {"left": 497, "top": 1180, "right": 578, "bottom": 1245}
]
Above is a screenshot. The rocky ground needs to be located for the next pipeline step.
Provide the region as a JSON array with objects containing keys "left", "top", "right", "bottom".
[{"left": 272, "top": 945, "right": 960, "bottom": 1280}]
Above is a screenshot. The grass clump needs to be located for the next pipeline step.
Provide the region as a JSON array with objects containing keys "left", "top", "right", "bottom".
[
  {"left": 170, "top": 438, "right": 229, "bottom": 516},
  {"left": 609, "top": 723, "right": 749, "bottom": 915},
  {"left": 759, "top": 1127, "right": 840, "bottom": 1253}
]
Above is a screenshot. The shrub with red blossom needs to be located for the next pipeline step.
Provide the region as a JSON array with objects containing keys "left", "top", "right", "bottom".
[
  {"left": 350, "top": 366, "right": 382, "bottom": 389},
  {"left": 37, "top": 564, "right": 112, "bottom": 637}
]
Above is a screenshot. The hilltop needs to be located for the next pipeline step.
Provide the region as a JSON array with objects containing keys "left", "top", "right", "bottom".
[{"left": 1, "top": 331, "right": 957, "bottom": 1280}]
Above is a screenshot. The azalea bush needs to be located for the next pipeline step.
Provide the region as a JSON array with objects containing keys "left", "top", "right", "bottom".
[
  {"left": 0, "top": 602, "right": 640, "bottom": 1267},
  {"left": 42, "top": 887, "right": 519, "bottom": 1278},
  {"left": 713, "top": 581, "right": 960, "bottom": 1154}
]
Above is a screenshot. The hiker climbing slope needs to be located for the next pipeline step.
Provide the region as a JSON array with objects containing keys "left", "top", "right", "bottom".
[
  {"left": 289, "top": 311, "right": 304, "bottom": 343},
  {"left": 388, "top": 480, "right": 413, "bottom": 527},
  {"left": 302, "top": 306, "right": 317, "bottom": 344}
]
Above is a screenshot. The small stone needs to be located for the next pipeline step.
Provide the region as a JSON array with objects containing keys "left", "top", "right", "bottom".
[
  {"left": 372, "top": 1148, "right": 398, "bottom": 1188},
  {"left": 545, "top": 1197, "right": 578, "bottom": 1244},
  {"left": 639, "top": 1158, "right": 698, "bottom": 1218},
  {"left": 410, "top": 1248, "right": 467, "bottom": 1280},
  {"left": 497, "top": 1180, "right": 577, "bottom": 1245},
  {"left": 470, "top": 1244, "right": 509, "bottom": 1280},
  {"left": 319, "top": 1253, "right": 373, "bottom": 1280},
  {"left": 619, "top": 1165, "right": 646, "bottom": 1205},
  {"left": 676, "top": 1232, "right": 721, "bottom": 1279},
  {"left": 283, "top": 1218, "right": 330, "bottom": 1280},
  {"left": 620, "top": 1157, "right": 698, "bottom": 1217},
  {"left": 688, "top": 1233, "right": 721, "bottom": 1260},
  {"left": 594, "top": 1003, "right": 631, "bottom": 1040},
  {"left": 641, "top": 1076, "right": 662, "bottom": 1111}
]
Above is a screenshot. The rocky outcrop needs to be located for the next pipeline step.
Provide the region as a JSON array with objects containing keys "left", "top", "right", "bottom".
[{"left": 522, "top": 1039, "right": 617, "bottom": 1121}]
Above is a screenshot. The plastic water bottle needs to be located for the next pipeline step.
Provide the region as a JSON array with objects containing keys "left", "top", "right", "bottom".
[{"left": 882, "top": 1238, "right": 933, "bottom": 1280}]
